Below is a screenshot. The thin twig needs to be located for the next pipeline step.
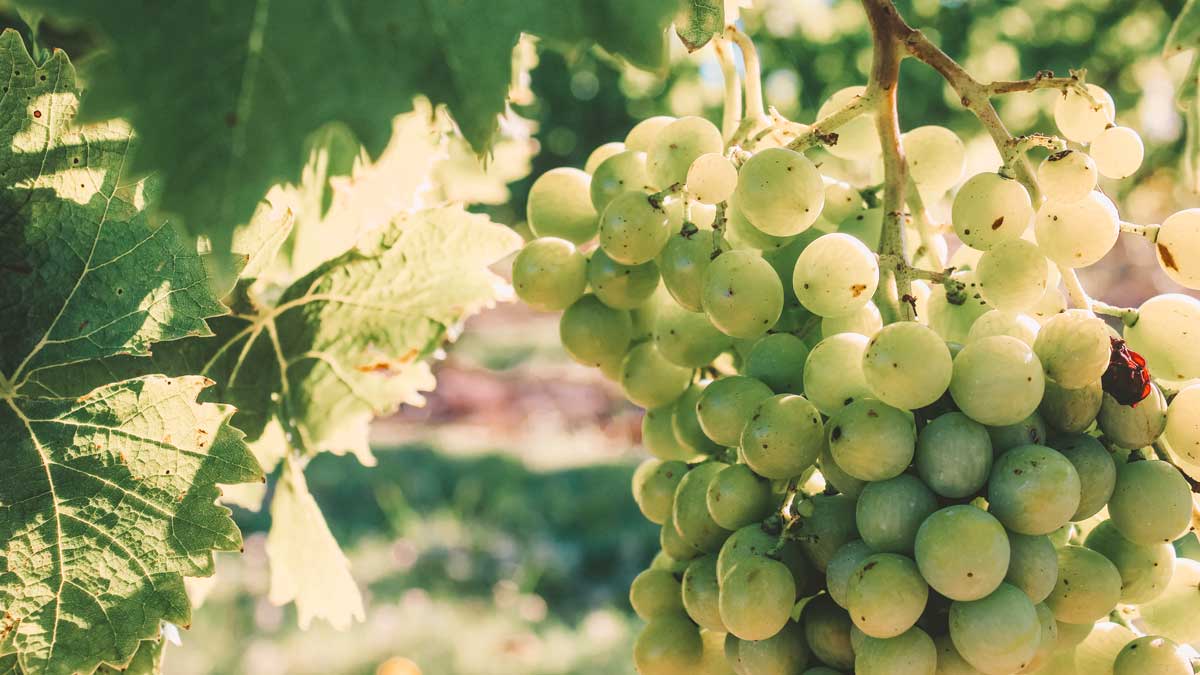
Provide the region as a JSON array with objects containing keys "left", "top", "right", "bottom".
[{"left": 713, "top": 37, "right": 743, "bottom": 143}]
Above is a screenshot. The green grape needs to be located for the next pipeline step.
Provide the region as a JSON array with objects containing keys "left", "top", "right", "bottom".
[
  {"left": 590, "top": 149, "right": 652, "bottom": 212},
  {"left": 951, "top": 173, "right": 1033, "bottom": 251},
  {"left": 1033, "top": 310, "right": 1111, "bottom": 389},
  {"left": 1137, "top": 559, "right": 1200, "bottom": 644},
  {"left": 975, "top": 239, "right": 1048, "bottom": 312},
  {"left": 826, "top": 539, "right": 875, "bottom": 608},
  {"left": 1050, "top": 434, "right": 1115, "bottom": 521},
  {"left": 560, "top": 294, "right": 633, "bottom": 368},
  {"left": 588, "top": 247, "right": 659, "bottom": 310},
  {"left": 1024, "top": 603, "right": 1061, "bottom": 673},
  {"left": 634, "top": 458, "right": 689, "bottom": 524},
  {"left": 631, "top": 287, "right": 667, "bottom": 342},
  {"left": 634, "top": 614, "right": 705, "bottom": 675},
  {"left": 654, "top": 302, "right": 730, "bottom": 369},
  {"left": 837, "top": 207, "right": 883, "bottom": 249},
  {"left": 914, "top": 505, "right": 1010, "bottom": 601},
  {"left": 648, "top": 116, "right": 724, "bottom": 189},
  {"left": 986, "top": 412, "right": 1047, "bottom": 454},
  {"left": 620, "top": 342, "right": 693, "bottom": 409},
  {"left": 1053, "top": 84, "right": 1116, "bottom": 144},
  {"left": 674, "top": 461, "right": 733, "bottom": 552},
  {"left": 660, "top": 230, "right": 720, "bottom": 312},
  {"left": 817, "top": 86, "right": 882, "bottom": 161},
  {"left": 698, "top": 628, "right": 736, "bottom": 675},
  {"left": 1040, "top": 379, "right": 1103, "bottom": 435},
  {"left": 740, "top": 394, "right": 824, "bottom": 479},
  {"left": 630, "top": 568, "right": 685, "bottom": 620},
  {"left": 1123, "top": 294, "right": 1200, "bottom": 382},
  {"left": 949, "top": 583, "right": 1041, "bottom": 675},
  {"left": 682, "top": 554, "right": 726, "bottom": 631},
  {"left": 737, "top": 621, "right": 811, "bottom": 675},
  {"left": 745, "top": 333, "right": 810, "bottom": 395},
  {"left": 599, "top": 190, "right": 671, "bottom": 265},
  {"left": 717, "top": 523, "right": 810, "bottom": 585},
  {"left": 847, "top": 553, "right": 929, "bottom": 638},
  {"left": 1091, "top": 126, "right": 1145, "bottom": 180},
  {"left": 821, "top": 301, "right": 882, "bottom": 338},
  {"left": 857, "top": 474, "right": 938, "bottom": 554},
  {"left": 1098, "top": 386, "right": 1167, "bottom": 450},
  {"left": 1048, "top": 523, "right": 1075, "bottom": 549},
  {"left": 827, "top": 399, "right": 916, "bottom": 482},
  {"left": 903, "top": 125, "right": 966, "bottom": 199},
  {"left": 1176, "top": 532, "right": 1200, "bottom": 561},
  {"left": 626, "top": 116, "right": 678, "bottom": 152},
  {"left": 987, "top": 444, "right": 1081, "bottom": 535},
  {"left": 687, "top": 153, "right": 738, "bottom": 205},
  {"left": 697, "top": 376, "right": 774, "bottom": 447},
  {"left": 1033, "top": 192, "right": 1120, "bottom": 268},
  {"left": 512, "top": 237, "right": 588, "bottom": 311},
  {"left": 674, "top": 383, "right": 723, "bottom": 456},
  {"left": 584, "top": 141, "right": 625, "bottom": 174},
  {"left": 949, "top": 336, "right": 1045, "bottom": 427},
  {"left": 1005, "top": 532, "right": 1059, "bottom": 604},
  {"left": 662, "top": 510, "right": 705, "bottom": 561},
  {"left": 701, "top": 251, "right": 785, "bottom": 339},
  {"left": 1038, "top": 150, "right": 1098, "bottom": 203},
  {"left": 819, "top": 443, "right": 866, "bottom": 498},
  {"left": 804, "top": 596, "right": 855, "bottom": 670},
  {"left": 1056, "top": 619, "right": 1094, "bottom": 649},
  {"left": 804, "top": 333, "right": 872, "bottom": 415},
  {"left": 1084, "top": 520, "right": 1176, "bottom": 603},
  {"left": 794, "top": 233, "right": 880, "bottom": 318},
  {"left": 966, "top": 310, "right": 1039, "bottom": 346},
  {"left": 856, "top": 627, "right": 937, "bottom": 675},
  {"left": 527, "top": 167, "right": 598, "bottom": 244},
  {"left": 644, "top": 406, "right": 697, "bottom": 462},
  {"left": 1166, "top": 384, "right": 1200, "bottom": 464},
  {"left": 734, "top": 147, "right": 825, "bottom": 236},
  {"left": 915, "top": 412, "right": 993, "bottom": 499},
  {"left": 763, "top": 230, "right": 823, "bottom": 306},
  {"left": 652, "top": 551, "right": 691, "bottom": 575},
  {"left": 719, "top": 556, "right": 797, "bottom": 640},
  {"left": 927, "top": 271, "right": 992, "bottom": 345},
  {"left": 933, "top": 634, "right": 985, "bottom": 675},
  {"left": 1045, "top": 546, "right": 1122, "bottom": 624},
  {"left": 1112, "top": 636, "right": 1190, "bottom": 675},
  {"left": 793, "top": 494, "right": 860, "bottom": 571},
  {"left": 725, "top": 200, "right": 798, "bottom": 251},
  {"left": 1107, "top": 459, "right": 1192, "bottom": 545},
  {"left": 861, "top": 321, "right": 952, "bottom": 410},
  {"left": 706, "top": 464, "right": 774, "bottom": 531},
  {"left": 1075, "top": 621, "right": 1135, "bottom": 675},
  {"left": 725, "top": 634, "right": 748, "bottom": 675},
  {"left": 1155, "top": 209, "right": 1200, "bottom": 289},
  {"left": 823, "top": 178, "right": 866, "bottom": 223}
]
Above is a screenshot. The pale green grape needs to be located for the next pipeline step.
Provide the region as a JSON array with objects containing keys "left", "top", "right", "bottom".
[
  {"left": 804, "top": 596, "right": 855, "bottom": 670},
  {"left": 588, "top": 247, "right": 659, "bottom": 309},
  {"left": 847, "top": 553, "right": 929, "bottom": 638},
  {"left": 823, "top": 177, "right": 866, "bottom": 223},
  {"left": 933, "top": 634, "right": 985, "bottom": 675},
  {"left": 1039, "top": 380, "right": 1103, "bottom": 435},
  {"left": 987, "top": 413, "right": 1048, "bottom": 454},
  {"left": 630, "top": 568, "right": 685, "bottom": 620},
  {"left": 737, "top": 621, "right": 811, "bottom": 674},
  {"left": 819, "top": 443, "right": 867, "bottom": 498},
  {"left": 697, "top": 628, "right": 734, "bottom": 675},
  {"left": 763, "top": 231, "right": 823, "bottom": 305},
  {"left": 585, "top": 141, "right": 626, "bottom": 174},
  {"left": 822, "top": 301, "right": 882, "bottom": 338},
  {"left": 1098, "top": 386, "right": 1167, "bottom": 449},
  {"left": 861, "top": 321, "right": 952, "bottom": 410},
  {"left": 674, "top": 384, "right": 724, "bottom": 456},
  {"left": 988, "top": 444, "right": 1081, "bottom": 535},
  {"left": 927, "top": 271, "right": 992, "bottom": 344},
  {"left": 1112, "top": 636, "right": 1190, "bottom": 675},
  {"left": 635, "top": 614, "right": 705, "bottom": 675},
  {"left": 1005, "top": 532, "right": 1059, "bottom": 604},
  {"left": 734, "top": 147, "right": 825, "bottom": 235},
  {"left": 662, "top": 510, "right": 704, "bottom": 561},
  {"left": 527, "top": 167, "right": 598, "bottom": 243},
  {"left": 682, "top": 554, "right": 726, "bottom": 631},
  {"left": 1051, "top": 434, "right": 1116, "bottom": 521},
  {"left": 560, "top": 294, "right": 633, "bottom": 368},
  {"left": 976, "top": 239, "right": 1048, "bottom": 312},
  {"left": 716, "top": 523, "right": 810, "bottom": 585},
  {"left": 1107, "top": 459, "right": 1192, "bottom": 545},
  {"left": 654, "top": 301, "right": 730, "bottom": 369},
  {"left": 1045, "top": 546, "right": 1122, "bottom": 624},
  {"left": 1075, "top": 621, "right": 1135, "bottom": 675},
  {"left": 857, "top": 474, "right": 938, "bottom": 554},
  {"left": 590, "top": 149, "right": 652, "bottom": 213},
  {"left": 794, "top": 494, "right": 860, "bottom": 571},
  {"left": 817, "top": 86, "right": 882, "bottom": 161},
  {"left": 1137, "top": 558, "right": 1200, "bottom": 644},
  {"left": 620, "top": 341, "right": 693, "bottom": 409},
  {"left": 806, "top": 331, "right": 873, "bottom": 415},
  {"left": 719, "top": 557, "right": 797, "bottom": 640},
  {"left": 837, "top": 207, "right": 883, "bottom": 249},
  {"left": 1056, "top": 619, "right": 1094, "bottom": 649},
  {"left": 1124, "top": 294, "right": 1200, "bottom": 382},
  {"left": 915, "top": 412, "right": 993, "bottom": 498},
  {"left": 702, "top": 251, "right": 784, "bottom": 339},
  {"left": 1165, "top": 384, "right": 1200, "bottom": 464},
  {"left": 687, "top": 153, "right": 738, "bottom": 205},
  {"left": 673, "top": 461, "right": 732, "bottom": 552},
  {"left": 706, "top": 464, "right": 774, "bottom": 531},
  {"left": 949, "top": 583, "right": 1041, "bottom": 675},
  {"left": 1053, "top": 84, "right": 1116, "bottom": 144},
  {"left": 725, "top": 635, "right": 747, "bottom": 675},
  {"left": 725, "top": 200, "right": 798, "bottom": 251},
  {"left": 660, "top": 229, "right": 721, "bottom": 313},
  {"left": 903, "top": 125, "right": 966, "bottom": 198},
  {"left": 1034, "top": 192, "right": 1119, "bottom": 268},
  {"left": 740, "top": 394, "right": 824, "bottom": 479},
  {"left": 827, "top": 540, "right": 874, "bottom": 608},
  {"left": 747, "top": 333, "right": 811, "bottom": 395},
  {"left": 634, "top": 458, "right": 689, "bottom": 524},
  {"left": 648, "top": 116, "right": 724, "bottom": 189},
  {"left": 915, "top": 505, "right": 1011, "bottom": 601},
  {"left": 599, "top": 190, "right": 671, "bottom": 265},
  {"left": 966, "top": 310, "right": 1039, "bottom": 346},
  {"left": 1038, "top": 150, "right": 1098, "bottom": 203},
  {"left": 644, "top": 406, "right": 697, "bottom": 462},
  {"left": 696, "top": 376, "right": 774, "bottom": 447},
  {"left": 1033, "top": 310, "right": 1111, "bottom": 389},
  {"left": 950, "top": 336, "right": 1045, "bottom": 427},
  {"left": 651, "top": 552, "right": 689, "bottom": 575},
  {"left": 626, "top": 116, "right": 677, "bottom": 152},
  {"left": 794, "top": 233, "right": 880, "bottom": 318},
  {"left": 1024, "top": 603, "right": 1060, "bottom": 673},
  {"left": 1091, "top": 126, "right": 1144, "bottom": 180},
  {"left": 856, "top": 627, "right": 937, "bottom": 675},
  {"left": 951, "top": 173, "right": 1033, "bottom": 251},
  {"left": 1154, "top": 209, "right": 1200, "bottom": 289},
  {"left": 631, "top": 287, "right": 667, "bottom": 342},
  {"left": 1084, "top": 520, "right": 1175, "bottom": 603},
  {"left": 512, "top": 237, "right": 588, "bottom": 311},
  {"left": 828, "top": 399, "right": 915, "bottom": 481}
]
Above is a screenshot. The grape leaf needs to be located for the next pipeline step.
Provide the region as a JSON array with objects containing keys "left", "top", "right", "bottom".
[
  {"left": 1165, "top": 0, "right": 1200, "bottom": 59},
  {"left": 20, "top": 0, "right": 681, "bottom": 265},
  {"left": 675, "top": 0, "right": 725, "bottom": 52},
  {"left": 94, "top": 635, "right": 163, "bottom": 674}
]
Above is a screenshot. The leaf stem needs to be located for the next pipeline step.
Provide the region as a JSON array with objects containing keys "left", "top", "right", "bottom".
[
  {"left": 725, "top": 25, "right": 768, "bottom": 124},
  {"left": 713, "top": 37, "right": 744, "bottom": 143}
]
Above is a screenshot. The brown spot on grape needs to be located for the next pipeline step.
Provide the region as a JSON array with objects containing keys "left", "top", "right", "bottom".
[
  {"left": 1159, "top": 244, "right": 1179, "bottom": 271},
  {"left": 991, "top": 217, "right": 1004, "bottom": 230},
  {"left": 851, "top": 283, "right": 867, "bottom": 297}
]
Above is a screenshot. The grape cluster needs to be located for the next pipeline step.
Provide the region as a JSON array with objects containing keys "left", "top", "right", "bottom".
[{"left": 514, "top": 82, "right": 1200, "bottom": 675}]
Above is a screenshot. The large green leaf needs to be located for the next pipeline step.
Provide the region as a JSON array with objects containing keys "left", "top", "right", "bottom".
[{"left": 19, "top": 0, "right": 680, "bottom": 262}]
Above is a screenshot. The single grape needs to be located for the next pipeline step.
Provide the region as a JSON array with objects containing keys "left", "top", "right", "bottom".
[
  {"left": 915, "top": 412, "right": 993, "bottom": 499},
  {"left": 662, "top": 510, "right": 704, "bottom": 561},
  {"left": 1084, "top": 520, "right": 1176, "bottom": 604},
  {"left": 794, "top": 494, "right": 860, "bottom": 571},
  {"left": 725, "top": 200, "right": 799, "bottom": 251},
  {"left": 857, "top": 474, "right": 938, "bottom": 554},
  {"left": 648, "top": 116, "right": 724, "bottom": 189},
  {"left": 1053, "top": 84, "right": 1116, "bottom": 144},
  {"left": 828, "top": 399, "right": 915, "bottom": 481},
  {"left": 856, "top": 627, "right": 937, "bottom": 675},
  {"left": 988, "top": 444, "right": 1081, "bottom": 535},
  {"left": 717, "top": 523, "right": 810, "bottom": 586},
  {"left": 673, "top": 461, "right": 733, "bottom": 552},
  {"left": 720, "top": 556, "right": 797, "bottom": 641},
  {"left": 1153, "top": 209, "right": 1200, "bottom": 289},
  {"left": 949, "top": 583, "right": 1041, "bottom": 675},
  {"left": 966, "top": 310, "right": 1039, "bottom": 345},
  {"left": 631, "top": 288, "right": 666, "bottom": 342},
  {"left": 861, "top": 321, "right": 953, "bottom": 410},
  {"left": 914, "top": 505, "right": 1011, "bottom": 601},
  {"left": 763, "top": 230, "right": 823, "bottom": 306},
  {"left": 1075, "top": 621, "right": 1136, "bottom": 675},
  {"left": 804, "top": 333, "right": 873, "bottom": 415},
  {"left": 1045, "top": 545, "right": 1122, "bottom": 624},
  {"left": 673, "top": 383, "right": 724, "bottom": 456},
  {"left": 696, "top": 376, "right": 774, "bottom": 448},
  {"left": 822, "top": 301, "right": 882, "bottom": 338},
  {"left": 740, "top": 394, "right": 824, "bottom": 479},
  {"left": 1038, "top": 149, "right": 1098, "bottom": 203},
  {"left": 660, "top": 229, "right": 721, "bottom": 313},
  {"left": 1137, "top": 558, "right": 1200, "bottom": 644},
  {"left": 560, "top": 294, "right": 633, "bottom": 368},
  {"left": 687, "top": 153, "right": 738, "bottom": 205},
  {"left": 933, "top": 634, "right": 984, "bottom": 675},
  {"left": 1039, "top": 379, "right": 1103, "bottom": 435},
  {"left": 512, "top": 237, "right": 588, "bottom": 311},
  {"left": 1091, "top": 126, "right": 1144, "bottom": 180},
  {"left": 701, "top": 251, "right": 784, "bottom": 339},
  {"left": 847, "top": 553, "right": 929, "bottom": 638},
  {"left": 626, "top": 116, "right": 678, "bottom": 152},
  {"left": 697, "top": 628, "right": 733, "bottom": 675},
  {"left": 527, "top": 167, "right": 598, "bottom": 243},
  {"left": 744, "top": 333, "right": 810, "bottom": 394},
  {"left": 903, "top": 125, "right": 966, "bottom": 198},
  {"left": 950, "top": 336, "right": 1045, "bottom": 427},
  {"left": 794, "top": 233, "right": 880, "bottom": 318},
  {"left": 951, "top": 172, "right": 1033, "bottom": 251},
  {"left": 630, "top": 568, "right": 685, "bottom": 620},
  {"left": 826, "top": 540, "right": 874, "bottom": 609},
  {"left": 1107, "top": 459, "right": 1192, "bottom": 545},
  {"left": 1165, "top": 384, "right": 1200, "bottom": 464},
  {"left": 634, "top": 614, "right": 704, "bottom": 675},
  {"left": 706, "top": 464, "right": 774, "bottom": 531},
  {"left": 1124, "top": 293, "right": 1200, "bottom": 382},
  {"left": 1005, "top": 532, "right": 1059, "bottom": 604},
  {"left": 837, "top": 206, "right": 883, "bottom": 249},
  {"left": 588, "top": 247, "right": 659, "bottom": 309},
  {"left": 1034, "top": 191, "right": 1119, "bottom": 268},
  {"left": 644, "top": 406, "right": 696, "bottom": 462},
  {"left": 819, "top": 443, "right": 866, "bottom": 498},
  {"left": 620, "top": 341, "right": 693, "bottom": 409},
  {"left": 585, "top": 141, "right": 626, "bottom": 174},
  {"left": 1056, "top": 619, "right": 1094, "bottom": 650},
  {"left": 735, "top": 620, "right": 811, "bottom": 674},
  {"left": 1028, "top": 283, "right": 1068, "bottom": 322},
  {"left": 1113, "top": 636, "right": 1190, "bottom": 675},
  {"left": 927, "top": 270, "right": 992, "bottom": 344},
  {"left": 734, "top": 147, "right": 825, "bottom": 236},
  {"left": 682, "top": 554, "right": 726, "bottom": 631},
  {"left": 1023, "top": 603, "right": 1061, "bottom": 673},
  {"left": 987, "top": 412, "right": 1048, "bottom": 454},
  {"left": 1033, "top": 309, "right": 1111, "bottom": 389},
  {"left": 817, "top": 86, "right": 882, "bottom": 161},
  {"left": 822, "top": 177, "right": 866, "bottom": 223},
  {"left": 590, "top": 150, "right": 652, "bottom": 212},
  {"left": 1097, "top": 386, "right": 1167, "bottom": 449},
  {"left": 1050, "top": 434, "right": 1116, "bottom": 521},
  {"left": 634, "top": 458, "right": 689, "bottom": 524},
  {"left": 654, "top": 301, "right": 730, "bottom": 369},
  {"left": 803, "top": 596, "right": 855, "bottom": 670},
  {"left": 976, "top": 238, "right": 1048, "bottom": 312},
  {"left": 599, "top": 190, "right": 671, "bottom": 264}
]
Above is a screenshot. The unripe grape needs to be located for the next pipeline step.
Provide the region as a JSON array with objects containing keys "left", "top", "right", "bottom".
[
  {"left": 1155, "top": 209, "right": 1200, "bottom": 289},
  {"left": 862, "top": 321, "right": 953, "bottom": 409},
  {"left": 1113, "top": 636, "right": 1191, "bottom": 675},
  {"left": 744, "top": 333, "right": 809, "bottom": 395},
  {"left": 659, "top": 230, "right": 718, "bottom": 311},
  {"left": 951, "top": 172, "right": 1033, "bottom": 251},
  {"left": 988, "top": 444, "right": 1081, "bottom": 535},
  {"left": 927, "top": 270, "right": 992, "bottom": 344},
  {"left": 966, "top": 310, "right": 1039, "bottom": 345},
  {"left": 643, "top": 406, "right": 696, "bottom": 462},
  {"left": 686, "top": 153, "right": 737, "bottom": 205},
  {"left": 1051, "top": 433, "right": 1116, "bottom": 521},
  {"left": 1033, "top": 309, "right": 1111, "bottom": 389},
  {"left": 599, "top": 190, "right": 670, "bottom": 265},
  {"left": 819, "top": 444, "right": 866, "bottom": 498},
  {"left": 1038, "top": 149, "right": 1098, "bottom": 203},
  {"left": 950, "top": 336, "right": 1045, "bottom": 427},
  {"left": 1045, "top": 545, "right": 1122, "bottom": 624},
  {"left": 634, "top": 614, "right": 704, "bottom": 675},
  {"left": 559, "top": 294, "right": 632, "bottom": 368},
  {"left": 987, "top": 412, "right": 1048, "bottom": 454},
  {"left": 734, "top": 147, "right": 825, "bottom": 236},
  {"left": 653, "top": 301, "right": 729, "bottom": 369},
  {"left": 1034, "top": 191, "right": 1119, "bottom": 268},
  {"left": 822, "top": 301, "right": 882, "bottom": 338},
  {"left": 794, "top": 233, "right": 880, "bottom": 318},
  {"left": 1084, "top": 520, "right": 1176, "bottom": 604},
  {"left": 682, "top": 554, "right": 726, "bottom": 631},
  {"left": 625, "top": 115, "right": 676, "bottom": 152},
  {"left": 1039, "top": 379, "right": 1103, "bottom": 434},
  {"left": 803, "top": 332, "right": 873, "bottom": 415},
  {"left": 826, "top": 540, "right": 874, "bottom": 607},
  {"left": 949, "top": 583, "right": 1041, "bottom": 675},
  {"left": 673, "top": 384, "right": 724, "bottom": 459},
  {"left": 976, "top": 238, "right": 1048, "bottom": 311},
  {"left": 856, "top": 474, "right": 938, "bottom": 555},
  {"left": 696, "top": 375, "right": 774, "bottom": 447},
  {"left": 725, "top": 200, "right": 798, "bottom": 251},
  {"left": 590, "top": 150, "right": 652, "bottom": 212},
  {"left": 736, "top": 621, "right": 811, "bottom": 674},
  {"left": 1124, "top": 293, "right": 1200, "bottom": 382},
  {"left": 630, "top": 568, "right": 684, "bottom": 620},
  {"left": 803, "top": 598, "right": 854, "bottom": 670},
  {"left": 827, "top": 399, "right": 915, "bottom": 482},
  {"left": 647, "top": 116, "right": 724, "bottom": 189},
  {"left": 584, "top": 141, "right": 625, "bottom": 174},
  {"left": 620, "top": 341, "right": 692, "bottom": 409},
  {"left": 1053, "top": 84, "right": 1116, "bottom": 144},
  {"left": 847, "top": 553, "right": 929, "bottom": 638},
  {"left": 1097, "top": 385, "right": 1167, "bottom": 450},
  {"left": 661, "top": 511, "right": 704, "bottom": 562},
  {"left": 836, "top": 206, "right": 883, "bottom": 249},
  {"left": 1108, "top": 459, "right": 1192, "bottom": 545},
  {"left": 903, "top": 125, "right": 966, "bottom": 198},
  {"left": 587, "top": 248, "right": 659, "bottom": 309},
  {"left": 705, "top": 464, "right": 773, "bottom": 531},
  {"left": 673, "top": 461, "right": 732, "bottom": 552},
  {"left": 719, "top": 557, "right": 796, "bottom": 640},
  {"left": 932, "top": 634, "right": 983, "bottom": 675},
  {"left": 717, "top": 523, "right": 809, "bottom": 585},
  {"left": 527, "top": 167, "right": 597, "bottom": 243},
  {"left": 817, "top": 86, "right": 882, "bottom": 161},
  {"left": 633, "top": 458, "right": 689, "bottom": 524},
  {"left": 702, "top": 251, "right": 784, "bottom": 339},
  {"left": 856, "top": 628, "right": 937, "bottom": 675},
  {"left": 512, "top": 237, "right": 588, "bottom": 311},
  {"left": 740, "top": 394, "right": 824, "bottom": 479},
  {"left": 915, "top": 412, "right": 993, "bottom": 499},
  {"left": 822, "top": 178, "right": 866, "bottom": 223},
  {"left": 915, "top": 505, "right": 1010, "bottom": 601},
  {"left": 1091, "top": 125, "right": 1144, "bottom": 179},
  {"left": 793, "top": 494, "right": 859, "bottom": 571},
  {"left": 1005, "top": 532, "right": 1059, "bottom": 605}
]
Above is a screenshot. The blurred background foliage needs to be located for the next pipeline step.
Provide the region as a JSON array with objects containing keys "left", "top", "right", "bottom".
[{"left": 1, "top": 0, "right": 1197, "bottom": 673}]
